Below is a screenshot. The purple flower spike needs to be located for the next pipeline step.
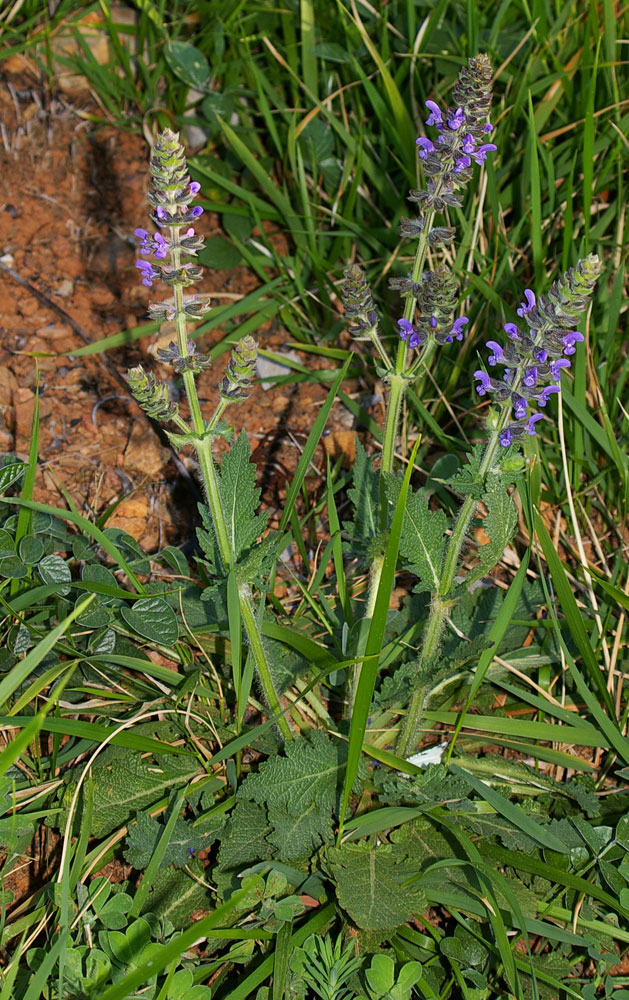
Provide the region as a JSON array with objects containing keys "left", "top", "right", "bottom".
[
  {"left": 504, "top": 323, "right": 520, "bottom": 340},
  {"left": 451, "top": 316, "right": 469, "bottom": 341},
  {"left": 474, "top": 370, "right": 492, "bottom": 395},
  {"left": 461, "top": 134, "right": 476, "bottom": 154},
  {"left": 537, "top": 385, "right": 560, "bottom": 407},
  {"left": 189, "top": 181, "right": 201, "bottom": 195},
  {"left": 425, "top": 100, "right": 443, "bottom": 127},
  {"left": 523, "top": 367, "right": 539, "bottom": 388},
  {"left": 549, "top": 358, "right": 571, "bottom": 381},
  {"left": 397, "top": 318, "right": 414, "bottom": 341},
  {"left": 447, "top": 107, "right": 466, "bottom": 130},
  {"left": 561, "top": 331, "right": 584, "bottom": 355},
  {"left": 500, "top": 428, "right": 513, "bottom": 447},
  {"left": 416, "top": 137, "right": 435, "bottom": 160},
  {"left": 517, "top": 289, "right": 536, "bottom": 317},
  {"left": 513, "top": 396, "right": 528, "bottom": 419},
  {"left": 472, "top": 143, "right": 497, "bottom": 164},
  {"left": 526, "top": 413, "right": 544, "bottom": 435},
  {"left": 486, "top": 340, "right": 504, "bottom": 365}
]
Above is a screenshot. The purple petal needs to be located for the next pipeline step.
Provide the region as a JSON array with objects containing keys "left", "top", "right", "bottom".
[
  {"left": 451, "top": 316, "right": 468, "bottom": 340},
  {"left": 189, "top": 181, "right": 201, "bottom": 194},
  {"left": 517, "top": 289, "right": 536, "bottom": 317},
  {"left": 425, "top": 100, "right": 443, "bottom": 126},
  {"left": 397, "top": 318, "right": 414, "bottom": 340},
  {"left": 526, "top": 413, "right": 544, "bottom": 435},
  {"left": 504, "top": 323, "right": 520, "bottom": 340}
]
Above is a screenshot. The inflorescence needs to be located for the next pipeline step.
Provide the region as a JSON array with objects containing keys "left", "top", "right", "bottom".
[
  {"left": 129, "top": 129, "right": 258, "bottom": 422},
  {"left": 392, "top": 54, "right": 496, "bottom": 355},
  {"left": 474, "top": 255, "right": 602, "bottom": 446}
]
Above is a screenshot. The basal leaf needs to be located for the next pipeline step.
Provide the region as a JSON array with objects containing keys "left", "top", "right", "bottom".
[
  {"left": 324, "top": 841, "right": 427, "bottom": 931},
  {"left": 140, "top": 860, "right": 212, "bottom": 929},
  {"left": 237, "top": 732, "right": 361, "bottom": 818},
  {"left": 125, "top": 810, "right": 221, "bottom": 870},
  {"left": 267, "top": 802, "right": 334, "bottom": 862},
  {"left": 216, "top": 800, "right": 275, "bottom": 874},
  {"left": 57, "top": 752, "right": 202, "bottom": 838}
]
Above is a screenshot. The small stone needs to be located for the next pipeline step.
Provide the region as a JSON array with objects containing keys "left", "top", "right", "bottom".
[
  {"left": 255, "top": 351, "right": 301, "bottom": 390},
  {"left": 55, "top": 279, "right": 74, "bottom": 298},
  {"left": 123, "top": 420, "right": 171, "bottom": 477}
]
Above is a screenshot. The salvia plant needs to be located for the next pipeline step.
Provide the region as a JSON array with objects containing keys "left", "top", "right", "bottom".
[{"left": 4, "top": 37, "right": 624, "bottom": 1000}]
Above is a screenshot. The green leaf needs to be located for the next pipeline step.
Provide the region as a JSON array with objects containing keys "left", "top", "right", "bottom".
[
  {"left": 465, "top": 486, "right": 517, "bottom": 589},
  {"left": 217, "top": 800, "right": 275, "bottom": 874},
  {"left": 164, "top": 40, "right": 210, "bottom": 89},
  {"left": 198, "top": 235, "right": 242, "bottom": 270},
  {"left": 267, "top": 802, "right": 334, "bottom": 862},
  {"left": 57, "top": 752, "right": 201, "bottom": 838},
  {"left": 451, "top": 763, "right": 570, "bottom": 854},
  {"left": 343, "top": 440, "right": 381, "bottom": 558},
  {"left": 120, "top": 596, "right": 179, "bottom": 645},
  {"left": 18, "top": 535, "right": 44, "bottom": 565},
  {"left": 38, "top": 554, "right": 72, "bottom": 594},
  {"left": 125, "top": 810, "right": 220, "bottom": 870},
  {"left": 384, "top": 476, "right": 448, "bottom": 591},
  {"left": 198, "top": 432, "right": 267, "bottom": 575},
  {"left": 325, "top": 841, "right": 427, "bottom": 931},
  {"left": 238, "top": 731, "right": 359, "bottom": 819}
]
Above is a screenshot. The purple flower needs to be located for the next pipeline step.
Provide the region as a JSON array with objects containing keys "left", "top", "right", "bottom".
[
  {"left": 408, "top": 331, "right": 422, "bottom": 349},
  {"left": 523, "top": 367, "right": 539, "bottom": 388},
  {"left": 156, "top": 206, "right": 168, "bottom": 221},
  {"left": 416, "top": 137, "right": 435, "bottom": 160},
  {"left": 549, "top": 358, "right": 571, "bottom": 380},
  {"left": 504, "top": 323, "right": 520, "bottom": 340},
  {"left": 425, "top": 100, "right": 443, "bottom": 127},
  {"left": 517, "top": 289, "right": 536, "bottom": 317},
  {"left": 486, "top": 340, "right": 504, "bottom": 365},
  {"left": 500, "top": 428, "right": 513, "bottom": 447},
  {"left": 472, "top": 143, "right": 497, "bottom": 164},
  {"left": 152, "top": 232, "right": 169, "bottom": 259},
  {"left": 461, "top": 134, "right": 476, "bottom": 154},
  {"left": 537, "top": 385, "right": 560, "bottom": 407},
  {"left": 513, "top": 395, "right": 528, "bottom": 419},
  {"left": 430, "top": 316, "right": 437, "bottom": 328},
  {"left": 451, "top": 316, "right": 468, "bottom": 340},
  {"left": 397, "top": 318, "right": 414, "bottom": 341},
  {"left": 526, "top": 413, "right": 544, "bottom": 435},
  {"left": 483, "top": 123, "right": 494, "bottom": 133},
  {"left": 447, "top": 107, "right": 466, "bottom": 130},
  {"left": 135, "top": 260, "right": 159, "bottom": 287},
  {"left": 535, "top": 348, "right": 548, "bottom": 363},
  {"left": 474, "top": 370, "right": 492, "bottom": 395},
  {"left": 561, "top": 331, "right": 584, "bottom": 355},
  {"left": 189, "top": 181, "right": 201, "bottom": 195},
  {"left": 190, "top": 206, "right": 204, "bottom": 219},
  {"left": 454, "top": 155, "right": 472, "bottom": 173}
]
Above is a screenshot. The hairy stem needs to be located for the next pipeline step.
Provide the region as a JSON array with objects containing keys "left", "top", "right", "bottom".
[
  {"left": 169, "top": 237, "right": 291, "bottom": 740},
  {"left": 238, "top": 583, "right": 294, "bottom": 743}
]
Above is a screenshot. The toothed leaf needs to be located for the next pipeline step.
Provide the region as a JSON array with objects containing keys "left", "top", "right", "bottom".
[{"left": 384, "top": 475, "right": 447, "bottom": 591}]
